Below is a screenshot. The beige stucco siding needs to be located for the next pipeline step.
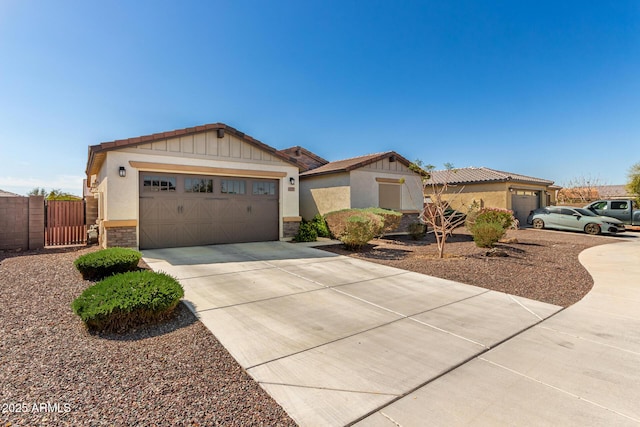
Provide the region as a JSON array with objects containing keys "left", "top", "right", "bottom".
[
  {"left": 350, "top": 170, "right": 423, "bottom": 211},
  {"left": 427, "top": 181, "right": 551, "bottom": 212},
  {"left": 300, "top": 173, "right": 350, "bottom": 219}
]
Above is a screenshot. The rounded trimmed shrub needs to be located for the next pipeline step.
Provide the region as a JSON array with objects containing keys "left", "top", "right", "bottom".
[
  {"left": 71, "top": 270, "right": 184, "bottom": 333},
  {"left": 470, "top": 222, "right": 505, "bottom": 248},
  {"left": 362, "top": 208, "right": 403, "bottom": 234},
  {"left": 74, "top": 247, "right": 142, "bottom": 280},
  {"left": 340, "top": 213, "right": 382, "bottom": 250},
  {"left": 293, "top": 220, "right": 318, "bottom": 242}
]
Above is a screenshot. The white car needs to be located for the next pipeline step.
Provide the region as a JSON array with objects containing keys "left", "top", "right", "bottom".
[{"left": 526, "top": 206, "right": 625, "bottom": 235}]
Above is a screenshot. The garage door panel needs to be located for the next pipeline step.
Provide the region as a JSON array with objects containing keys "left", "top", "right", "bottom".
[
  {"left": 511, "top": 193, "right": 539, "bottom": 226},
  {"left": 139, "top": 174, "right": 279, "bottom": 249}
]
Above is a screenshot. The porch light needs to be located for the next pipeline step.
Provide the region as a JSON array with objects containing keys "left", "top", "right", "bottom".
[
  {"left": 289, "top": 177, "right": 295, "bottom": 185},
  {"left": 119, "top": 166, "right": 126, "bottom": 178}
]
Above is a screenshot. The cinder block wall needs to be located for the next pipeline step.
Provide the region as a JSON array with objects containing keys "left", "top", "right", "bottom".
[
  {"left": 28, "top": 196, "right": 44, "bottom": 250},
  {"left": 0, "top": 196, "right": 29, "bottom": 250},
  {"left": 0, "top": 195, "right": 44, "bottom": 251}
]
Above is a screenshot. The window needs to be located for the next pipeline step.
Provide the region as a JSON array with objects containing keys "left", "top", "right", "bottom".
[
  {"left": 515, "top": 190, "right": 537, "bottom": 196},
  {"left": 611, "top": 201, "right": 628, "bottom": 210},
  {"left": 221, "top": 179, "right": 245, "bottom": 194},
  {"left": 591, "top": 201, "right": 608, "bottom": 210},
  {"left": 560, "top": 208, "right": 576, "bottom": 216},
  {"left": 253, "top": 182, "right": 275, "bottom": 195},
  {"left": 143, "top": 175, "right": 176, "bottom": 192},
  {"left": 185, "top": 178, "right": 213, "bottom": 193}
]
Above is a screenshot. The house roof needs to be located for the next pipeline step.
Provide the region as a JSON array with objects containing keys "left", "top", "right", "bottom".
[
  {"left": 300, "top": 151, "right": 414, "bottom": 177},
  {"left": 86, "top": 122, "right": 299, "bottom": 177},
  {"left": 594, "top": 185, "right": 632, "bottom": 198},
  {"left": 279, "top": 146, "right": 329, "bottom": 171},
  {"left": 426, "top": 167, "right": 554, "bottom": 186},
  {"left": 0, "top": 189, "right": 23, "bottom": 197}
]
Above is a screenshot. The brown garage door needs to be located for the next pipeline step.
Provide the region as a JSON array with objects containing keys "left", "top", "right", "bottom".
[{"left": 139, "top": 173, "right": 279, "bottom": 249}]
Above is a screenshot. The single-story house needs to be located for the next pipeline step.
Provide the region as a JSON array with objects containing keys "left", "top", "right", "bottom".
[
  {"left": 280, "top": 147, "right": 424, "bottom": 225},
  {"left": 85, "top": 123, "right": 301, "bottom": 249},
  {"left": 425, "top": 167, "right": 556, "bottom": 225}
]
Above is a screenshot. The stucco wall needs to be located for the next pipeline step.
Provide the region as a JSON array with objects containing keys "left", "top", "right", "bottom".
[
  {"left": 350, "top": 169, "right": 423, "bottom": 212},
  {"left": 89, "top": 130, "right": 300, "bottom": 247},
  {"left": 300, "top": 173, "right": 350, "bottom": 219},
  {"left": 427, "top": 181, "right": 551, "bottom": 213}
]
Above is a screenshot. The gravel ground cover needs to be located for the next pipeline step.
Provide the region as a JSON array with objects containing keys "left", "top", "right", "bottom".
[
  {"left": 321, "top": 228, "right": 620, "bottom": 307},
  {"left": 0, "top": 246, "right": 296, "bottom": 427}
]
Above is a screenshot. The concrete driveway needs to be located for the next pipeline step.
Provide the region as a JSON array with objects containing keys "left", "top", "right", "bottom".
[{"left": 143, "top": 241, "right": 564, "bottom": 426}]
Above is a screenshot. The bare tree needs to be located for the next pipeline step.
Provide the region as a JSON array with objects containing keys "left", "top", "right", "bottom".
[
  {"left": 558, "top": 175, "right": 606, "bottom": 204},
  {"left": 411, "top": 161, "right": 466, "bottom": 259}
]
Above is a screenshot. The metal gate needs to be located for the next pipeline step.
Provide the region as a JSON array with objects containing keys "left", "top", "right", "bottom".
[{"left": 45, "top": 200, "right": 86, "bottom": 246}]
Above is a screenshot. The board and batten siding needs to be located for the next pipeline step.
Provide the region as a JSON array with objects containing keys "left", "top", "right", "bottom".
[{"left": 126, "top": 130, "right": 284, "bottom": 165}]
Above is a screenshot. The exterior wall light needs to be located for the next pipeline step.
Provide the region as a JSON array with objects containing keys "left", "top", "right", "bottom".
[
  {"left": 119, "top": 166, "right": 126, "bottom": 178},
  {"left": 289, "top": 177, "right": 295, "bottom": 185}
]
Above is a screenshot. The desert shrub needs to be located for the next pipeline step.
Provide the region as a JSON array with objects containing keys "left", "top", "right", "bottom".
[
  {"left": 408, "top": 222, "right": 427, "bottom": 240},
  {"left": 469, "top": 222, "right": 505, "bottom": 248},
  {"left": 311, "top": 214, "right": 330, "bottom": 238},
  {"left": 71, "top": 270, "right": 184, "bottom": 333},
  {"left": 340, "top": 214, "right": 381, "bottom": 250},
  {"left": 293, "top": 220, "right": 318, "bottom": 242},
  {"left": 74, "top": 248, "right": 142, "bottom": 280},
  {"left": 473, "top": 208, "right": 515, "bottom": 230},
  {"left": 362, "top": 208, "right": 403, "bottom": 234},
  {"left": 325, "top": 208, "right": 400, "bottom": 239}
]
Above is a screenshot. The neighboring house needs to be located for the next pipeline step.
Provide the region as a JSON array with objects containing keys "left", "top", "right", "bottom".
[
  {"left": 0, "top": 189, "right": 23, "bottom": 197},
  {"left": 85, "top": 123, "right": 301, "bottom": 249},
  {"left": 282, "top": 148, "right": 424, "bottom": 224},
  {"left": 594, "top": 185, "right": 635, "bottom": 200},
  {"left": 425, "top": 167, "right": 556, "bottom": 225}
]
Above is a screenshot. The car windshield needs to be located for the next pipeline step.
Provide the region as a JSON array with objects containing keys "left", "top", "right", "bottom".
[{"left": 575, "top": 208, "right": 597, "bottom": 217}]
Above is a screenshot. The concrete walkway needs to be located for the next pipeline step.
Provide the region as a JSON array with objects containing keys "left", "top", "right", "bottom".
[{"left": 143, "top": 238, "right": 640, "bottom": 426}]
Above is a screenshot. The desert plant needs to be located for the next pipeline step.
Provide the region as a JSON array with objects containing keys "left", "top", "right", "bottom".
[
  {"left": 362, "top": 208, "right": 403, "bottom": 234},
  {"left": 408, "top": 222, "right": 427, "bottom": 240},
  {"left": 469, "top": 222, "right": 505, "bottom": 248},
  {"left": 476, "top": 208, "right": 515, "bottom": 229},
  {"left": 340, "top": 214, "right": 381, "bottom": 250},
  {"left": 293, "top": 220, "right": 318, "bottom": 242},
  {"left": 311, "top": 214, "right": 330, "bottom": 238},
  {"left": 325, "top": 208, "right": 399, "bottom": 240},
  {"left": 71, "top": 270, "right": 184, "bottom": 333},
  {"left": 74, "top": 247, "right": 142, "bottom": 280}
]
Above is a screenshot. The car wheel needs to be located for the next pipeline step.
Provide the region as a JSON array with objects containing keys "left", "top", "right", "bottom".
[
  {"left": 532, "top": 219, "right": 544, "bottom": 229},
  {"left": 584, "top": 223, "right": 601, "bottom": 235}
]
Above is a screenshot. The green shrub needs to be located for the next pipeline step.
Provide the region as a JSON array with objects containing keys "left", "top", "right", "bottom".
[
  {"left": 362, "top": 208, "right": 403, "bottom": 234},
  {"left": 311, "top": 214, "right": 330, "bottom": 238},
  {"left": 74, "top": 248, "right": 142, "bottom": 280},
  {"left": 340, "top": 214, "right": 381, "bottom": 250},
  {"left": 293, "top": 220, "right": 318, "bottom": 242},
  {"left": 71, "top": 270, "right": 184, "bottom": 333},
  {"left": 408, "top": 222, "right": 427, "bottom": 240},
  {"left": 325, "top": 208, "right": 400, "bottom": 239},
  {"left": 473, "top": 208, "right": 515, "bottom": 230},
  {"left": 469, "top": 222, "right": 505, "bottom": 248}
]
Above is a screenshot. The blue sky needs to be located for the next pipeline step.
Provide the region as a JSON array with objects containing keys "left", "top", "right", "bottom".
[{"left": 1, "top": 0, "right": 638, "bottom": 196}]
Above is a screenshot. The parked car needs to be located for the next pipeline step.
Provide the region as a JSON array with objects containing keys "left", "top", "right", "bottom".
[
  {"left": 526, "top": 206, "right": 625, "bottom": 235},
  {"left": 584, "top": 199, "right": 640, "bottom": 226}
]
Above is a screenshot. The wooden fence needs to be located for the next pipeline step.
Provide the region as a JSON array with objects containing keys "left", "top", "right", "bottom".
[{"left": 45, "top": 200, "right": 86, "bottom": 246}]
